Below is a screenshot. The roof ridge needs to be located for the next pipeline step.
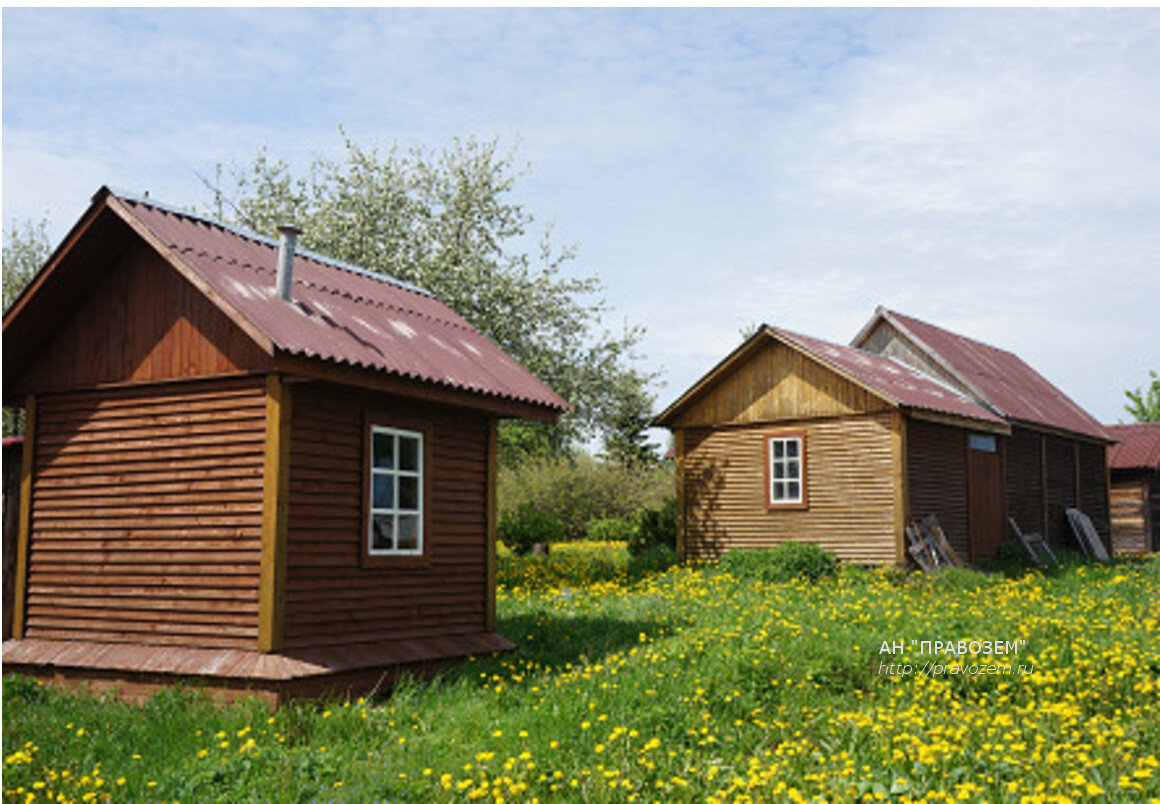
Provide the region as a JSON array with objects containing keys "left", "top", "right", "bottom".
[
  {"left": 883, "top": 308, "right": 1020, "bottom": 359},
  {"left": 112, "top": 188, "right": 434, "bottom": 299}
]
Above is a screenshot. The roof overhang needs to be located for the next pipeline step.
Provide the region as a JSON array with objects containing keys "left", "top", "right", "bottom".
[{"left": 653, "top": 325, "right": 902, "bottom": 429}]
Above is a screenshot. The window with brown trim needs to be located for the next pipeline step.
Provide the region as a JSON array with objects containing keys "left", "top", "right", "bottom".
[{"left": 765, "top": 431, "right": 807, "bottom": 509}]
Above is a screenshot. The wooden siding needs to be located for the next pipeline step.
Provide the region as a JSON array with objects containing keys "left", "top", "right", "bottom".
[
  {"left": 1044, "top": 434, "right": 1077, "bottom": 547},
  {"left": 1005, "top": 428, "right": 1045, "bottom": 539},
  {"left": 1110, "top": 472, "right": 1158, "bottom": 555},
  {"left": 1076, "top": 441, "right": 1109, "bottom": 541},
  {"left": 17, "top": 241, "right": 268, "bottom": 394},
  {"left": 23, "top": 378, "right": 267, "bottom": 648},
  {"left": 907, "top": 420, "right": 970, "bottom": 558},
  {"left": 282, "top": 384, "right": 492, "bottom": 649},
  {"left": 671, "top": 340, "right": 892, "bottom": 429},
  {"left": 858, "top": 321, "right": 966, "bottom": 395},
  {"left": 681, "top": 414, "right": 897, "bottom": 564}
]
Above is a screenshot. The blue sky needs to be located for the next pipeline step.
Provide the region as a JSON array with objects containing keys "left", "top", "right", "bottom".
[{"left": 4, "top": 8, "right": 1158, "bottom": 426}]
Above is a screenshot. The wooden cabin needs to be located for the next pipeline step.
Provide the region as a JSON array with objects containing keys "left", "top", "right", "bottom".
[
  {"left": 852, "top": 309, "right": 1113, "bottom": 552},
  {"left": 655, "top": 313, "right": 1112, "bottom": 566},
  {"left": 1, "top": 187, "right": 567, "bottom": 702},
  {"left": 1106, "top": 423, "right": 1160, "bottom": 555}
]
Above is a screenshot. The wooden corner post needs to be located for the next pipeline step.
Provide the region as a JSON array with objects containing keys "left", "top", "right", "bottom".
[
  {"left": 891, "top": 411, "right": 909, "bottom": 566},
  {"left": 258, "top": 374, "right": 291, "bottom": 653},
  {"left": 674, "top": 430, "right": 686, "bottom": 563},
  {"left": 11, "top": 396, "right": 37, "bottom": 639},
  {"left": 485, "top": 419, "right": 499, "bottom": 633}
]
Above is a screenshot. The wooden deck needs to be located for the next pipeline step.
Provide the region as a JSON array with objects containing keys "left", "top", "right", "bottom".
[{"left": 3, "top": 632, "right": 515, "bottom": 703}]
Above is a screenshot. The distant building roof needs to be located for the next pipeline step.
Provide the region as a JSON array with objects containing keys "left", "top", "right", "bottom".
[
  {"left": 109, "top": 190, "right": 568, "bottom": 414},
  {"left": 1106, "top": 423, "right": 1160, "bottom": 470},
  {"left": 854, "top": 308, "right": 1110, "bottom": 441},
  {"left": 772, "top": 327, "right": 1008, "bottom": 428},
  {"left": 654, "top": 325, "right": 1007, "bottom": 429}
]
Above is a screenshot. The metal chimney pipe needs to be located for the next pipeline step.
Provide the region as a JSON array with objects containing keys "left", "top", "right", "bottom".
[{"left": 275, "top": 224, "right": 302, "bottom": 301}]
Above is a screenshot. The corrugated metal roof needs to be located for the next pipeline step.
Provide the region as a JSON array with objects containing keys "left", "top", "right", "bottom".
[
  {"left": 873, "top": 310, "right": 1110, "bottom": 441},
  {"left": 1107, "top": 423, "right": 1160, "bottom": 470},
  {"left": 773, "top": 328, "right": 1008, "bottom": 427},
  {"left": 114, "top": 193, "right": 569, "bottom": 414}
]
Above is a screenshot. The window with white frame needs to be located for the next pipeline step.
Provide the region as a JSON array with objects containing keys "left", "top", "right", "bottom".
[
  {"left": 368, "top": 425, "right": 424, "bottom": 555},
  {"left": 767, "top": 434, "right": 804, "bottom": 506}
]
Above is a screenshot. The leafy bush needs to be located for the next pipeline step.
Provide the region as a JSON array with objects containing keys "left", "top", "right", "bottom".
[
  {"left": 499, "top": 454, "right": 673, "bottom": 540},
  {"left": 498, "top": 504, "right": 563, "bottom": 556},
  {"left": 586, "top": 517, "right": 636, "bottom": 542},
  {"left": 720, "top": 542, "right": 839, "bottom": 583},
  {"left": 628, "top": 498, "right": 677, "bottom": 557},
  {"left": 627, "top": 543, "right": 678, "bottom": 575}
]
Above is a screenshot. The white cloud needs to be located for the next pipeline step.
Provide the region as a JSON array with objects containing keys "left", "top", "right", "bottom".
[{"left": 3, "top": 8, "right": 1157, "bottom": 423}]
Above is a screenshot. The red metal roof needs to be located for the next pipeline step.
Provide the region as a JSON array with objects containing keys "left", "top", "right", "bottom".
[
  {"left": 866, "top": 309, "right": 1110, "bottom": 441},
  {"left": 113, "top": 193, "right": 568, "bottom": 414},
  {"left": 773, "top": 328, "right": 1008, "bottom": 428},
  {"left": 1107, "top": 423, "right": 1160, "bottom": 470}
]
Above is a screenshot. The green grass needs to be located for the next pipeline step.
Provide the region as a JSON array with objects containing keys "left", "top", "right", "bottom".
[{"left": 4, "top": 545, "right": 1159, "bottom": 803}]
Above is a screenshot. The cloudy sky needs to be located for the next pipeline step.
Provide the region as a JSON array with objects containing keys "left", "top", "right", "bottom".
[{"left": 4, "top": 8, "right": 1158, "bottom": 426}]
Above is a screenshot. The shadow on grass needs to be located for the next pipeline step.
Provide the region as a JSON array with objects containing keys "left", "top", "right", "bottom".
[{"left": 441, "top": 611, "right": 674, "bottom": 684}]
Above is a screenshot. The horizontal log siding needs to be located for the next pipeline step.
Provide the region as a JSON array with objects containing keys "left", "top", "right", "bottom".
[
  {"left": 673, "top": 340, "right": 892, "bottom": 429},
  {"left": 1005, "top": 428, "right": 1044, "bottom": 539},
  {"left": 906, "top": 420, "right": 969, "bottom": 558},
  {"left": 1109, "top": 471, "right": 1157, "bottom": 555},
  {"left": 25, "top": 378, "right": 266, "bottom": 648},
  {"left": 681, "top": 414, "right": 896, "bottom": 564},
  {"left": 1044, "top": 434, "right": 1077, "bottom": 547},
  {"left": 1077, "top": 441, "right": 1109, "bottom": 539},
  {"left": 283, "top": 386, "right": 490, "bottom": 649},
  {"left": 20, "top": 241, "right": 268, "bottom": 394}
]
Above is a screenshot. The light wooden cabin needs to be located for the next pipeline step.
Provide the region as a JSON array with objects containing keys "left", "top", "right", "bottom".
[
  {"left": 2, "top": 187, "right": 567, "bottom": 702},
  {"left": 655, "top": 327, "right": 1011, "bottom": 565},
  {"left": 657, "top": 315, "right": 1113, "bottom": 566}
]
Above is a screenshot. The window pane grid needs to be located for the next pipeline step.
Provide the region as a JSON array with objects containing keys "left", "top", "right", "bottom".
[
  {"left": 368, "top": 426, "right": 423, "bottom": 555},
  {"left": 768, "top": 436, "right": 803, "bottom": 505}
]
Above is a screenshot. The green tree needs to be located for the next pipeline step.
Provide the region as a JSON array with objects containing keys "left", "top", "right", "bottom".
[
  {"left": 600, "top": 368, "right": 660, "bottom": 466},
  {"left": 3, "top": 218, "right": 50, "bottom": 312},
  {"left": 3, "top": 218, "right": 52, "bottom": 435},
  {"left": 205, "top": 134, "right": 654, "bottom": 463},
  {"left": 1124, "top": 370, "right": 1160, "bottom": 422}
]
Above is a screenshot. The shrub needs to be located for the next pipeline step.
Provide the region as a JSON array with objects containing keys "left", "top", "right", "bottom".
[
  {"left": 627, "top": 543, "right": 678, "bottom": 576},
  {"left": 720, "top": 542, "right": 839, "bottom": 583},
  {"left": 628, "top": 498, "right": 677, "bottom": 557},
  {"left": 499, "top": 454, "right": 673, "bottom": 540},
  {"left": 586, "top": 517, "right": 636, "bottom": 542},
  {"left": 498, "top": 503, "right": 563, "bottom": 556}
]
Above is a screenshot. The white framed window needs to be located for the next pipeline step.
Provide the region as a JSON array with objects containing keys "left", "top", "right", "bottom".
[
  {"left": 368, "top": 425, "right": 424, "bottom": 556},
  {"left": 766, "top": 432, "right": 806, "bottom": 508}
]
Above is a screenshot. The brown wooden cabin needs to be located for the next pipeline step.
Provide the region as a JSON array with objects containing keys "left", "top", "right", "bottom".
[
  {"left": 1, "top": 187, "right": 567, "bottom": 702},
  {"left": 655, "top": 312, "right": 1112, "bottom": 567},
  {"left": 1105, "top": 423, "right": 1160, "bottom": 555}
]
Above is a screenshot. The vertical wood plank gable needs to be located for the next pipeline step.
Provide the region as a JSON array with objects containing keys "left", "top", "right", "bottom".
[
  {"left": 672, "top": 340, "right": 892, "bottom": 429},
  {"left": 17, "top": 242, "right": 268, "bottom": 394}
]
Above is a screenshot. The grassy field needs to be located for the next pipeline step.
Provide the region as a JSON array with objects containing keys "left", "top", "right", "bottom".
[{"left": 4, "top": 542, "right": 1159, "bottom": 803}]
